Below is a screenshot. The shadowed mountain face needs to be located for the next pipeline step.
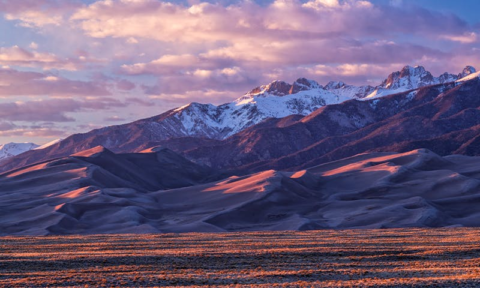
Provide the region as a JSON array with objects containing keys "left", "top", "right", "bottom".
[
  {"left": 2, "top": 148, "right": 480, "bottom": 235},
  {"left": 1, "top": 67, "right": 478, "bottom": 174},
  {"left": 3, "top": 79, "right": 480, "bottom": 174},
  {"left": 181, "top": 79, "right": 480, "bottom": 172}
]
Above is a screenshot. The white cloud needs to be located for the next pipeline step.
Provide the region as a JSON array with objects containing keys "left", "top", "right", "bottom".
[{"left": 441, "top": 32, "right": 478, "bottom": 44}]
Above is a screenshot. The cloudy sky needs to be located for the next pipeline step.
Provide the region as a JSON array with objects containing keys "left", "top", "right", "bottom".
[{"left": 0, "top": 0, "right": 479, "bottom": 144}]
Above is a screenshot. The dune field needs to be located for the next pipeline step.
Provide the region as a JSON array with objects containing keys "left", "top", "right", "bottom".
[{"left": 2, "top": 147, "right": 480, "bottom": 235}]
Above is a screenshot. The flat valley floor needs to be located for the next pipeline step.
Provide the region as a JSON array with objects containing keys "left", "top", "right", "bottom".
[{"left": 2, "top": 229, "right": 480, "bottom": 287}]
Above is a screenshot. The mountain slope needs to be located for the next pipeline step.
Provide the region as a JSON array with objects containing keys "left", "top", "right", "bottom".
[
  {"left": 34, "top": 138, "right": 62, "bottom": 150},
  {"left": 181, "top": 78, "right": 480, "bottom": 171},
  {"left": 0, "top": 65, "right": 476, "bottom": 173}
]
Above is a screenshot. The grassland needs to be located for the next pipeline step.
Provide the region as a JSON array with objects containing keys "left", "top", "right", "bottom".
[{"left": 2, "top": 228, "right": 480, "bottom": 287}]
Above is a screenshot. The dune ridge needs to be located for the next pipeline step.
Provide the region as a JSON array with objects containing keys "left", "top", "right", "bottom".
[{"left": 1, "top": 147, "right": 480, "bottom": 235}]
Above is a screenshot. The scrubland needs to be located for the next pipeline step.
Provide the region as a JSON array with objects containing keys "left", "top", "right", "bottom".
[{"left": 2, "top": 229, "right": 480, "bottom": 287}]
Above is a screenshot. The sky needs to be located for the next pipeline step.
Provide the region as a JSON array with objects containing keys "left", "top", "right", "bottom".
[{"left": 0, "top": 0, "right": 479, "bottom": 145}]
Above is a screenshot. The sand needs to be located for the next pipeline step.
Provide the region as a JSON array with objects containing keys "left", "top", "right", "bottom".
[{"left": 1, "top": 147, "right": 480, "bottom": 235}]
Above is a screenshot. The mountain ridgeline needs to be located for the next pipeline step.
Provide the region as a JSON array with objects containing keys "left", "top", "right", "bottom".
[{"left": 0, "top": 65, "right": 479, "bottom": 174}]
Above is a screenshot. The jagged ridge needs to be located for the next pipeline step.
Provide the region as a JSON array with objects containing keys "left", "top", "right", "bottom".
[{"left": 0, "top": 65, "right": 477, "bottom": 173}]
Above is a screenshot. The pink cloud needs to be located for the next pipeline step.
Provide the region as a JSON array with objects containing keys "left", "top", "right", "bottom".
[
  {"left": 104, "top": 115, "right": 126, "bottom": 122},
  {"left": 116, "top": 79, "right": 136, "bottom": 91},
  {"left": 70, "top": 0, "right": 469, "bottom": 43},
  {"left": 129, "top": 40, "right": 447, "bottom": 95},
  {"left": 0, "top": 0, "right": 478, "bottom": 144},
  {"left": 0, "top": 121, "right": 15, "bottom": 131},
  {"left": 0, "top": 127, "right": 67, "bottom": 138},
  {"left": 125, "top": 97, "right": 155, "bottom": 106},
  {"left": 120, "top": 54, "right": 231, "bottom": 75},
  {"left": 441, "top": 32, "right": 478, "bottom": 44},
  {"left": 147, "top": 89, "right": 242, "bottom": 106},
  {"left": 0, "top": 98, "right": 128, "bottom": 122},
  {"left": 0, "top": 67, "right": 110, "bottom": 97},
  {"left": 107, "top": 0, "right": 462, "bottom": 95},
  {"left": 0, "top": 46, "right": 94, "bottom": 70},
  {"left": 0, "top": 0, "right": 80, "bottom": 27},
  {"left": 142, "top": 65, "right": 257, "bottom": 96}
]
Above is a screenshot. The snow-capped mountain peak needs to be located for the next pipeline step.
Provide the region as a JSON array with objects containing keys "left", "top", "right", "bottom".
[
  {"left": 325, "top": 81, "right": 346, "bottom": 90},
  {"left": 291, "top": 78, "right": 323, "bottom": 93},
  {"left": 246, "top": 80, "right": 291, "bottom": 97},
  {"left": 437, "top": 72, "right": 458, "bottom": 83},
  {"left": 128, "top": 65, "right": 478, "bottom": 142},
  {"left": 0, "top": 142, "right": 39, "bottom": 162},
  {"left": 168, "top": 79, "right": 348, "bottom": 139},
  {"left": 362, "top": 65, "right": 476, "bottom": 100},
  {"left": 325, "top": 65, "right": 451, "bottom": 100},
  {"left": 459, "top": 66, "right": 476, "bottom": 78},
  {"left": 381, "top": 65, "right": 435, "bottom": 90},
  {"left": 457, "top": 69, "right": 480, "bottom": 83},
  {"left": 325, "top": 81, "right": 375, "bottom": 99},
  {"left": 246, "top": 78, "right": 322, "bottom": 97}
]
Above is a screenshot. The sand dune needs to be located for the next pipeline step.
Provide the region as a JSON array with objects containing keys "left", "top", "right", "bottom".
[
  {"left": 0, "top": 146, "right": 216, "bottom": 235},
  {"left": 1, "top": 147, "right": 480, "bottom": 235}
]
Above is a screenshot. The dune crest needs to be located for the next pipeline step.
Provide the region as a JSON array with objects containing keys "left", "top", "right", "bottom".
[
  {"left": 71, "top": 146, "right": 111, "bottom": 158},
  {"left": 2, "top": 148, "right": 480, "bottom": 235}
]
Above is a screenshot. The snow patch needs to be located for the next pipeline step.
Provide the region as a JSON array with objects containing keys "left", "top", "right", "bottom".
[
  {"left": 0, "top": 142, "right": 39, "bottom": 161},
  {"left": 34, "top": 139, "right": 62, "bottom": 150},
  {"left": 456, "top": 71, "right": 480, "bottom": 83}
]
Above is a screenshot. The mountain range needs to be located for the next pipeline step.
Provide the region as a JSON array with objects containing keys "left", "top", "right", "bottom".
[
  {"left": 0, "top": 65, "right": 478, "bottom": 172},
  {"left": 1, "top": 64, "right": 480, "bottom": 235}
]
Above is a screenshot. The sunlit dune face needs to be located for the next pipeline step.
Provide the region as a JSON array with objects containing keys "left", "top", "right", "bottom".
[
  {"left": 290, "top": 170, "right": 307, "bottom": 178},
  {"left": 65, "top": 167, "right": 89, "bottom": 179},
  {"left": 204, "top": 170, "right": 278, "bottom": 194},
  {"left": 139, "top": 147, "right": 156, "bottom": 153},
  {"left": 321, "top": 152, "right": 419, "bottom": 176},
  {"left": 53, "top": 187, "right": 98, "bottom": 199},
  {"left": 322, "top": 161, "right": 386, "bottom": 176},
  {"left": 5, "top": 162, "right": 89, "bottom": 180},
  {"left": 5, "top": 162, "right": 50, "bottom": 178},
  {"left": 71, "top": 146, "right": 106, "bottom": 157}
]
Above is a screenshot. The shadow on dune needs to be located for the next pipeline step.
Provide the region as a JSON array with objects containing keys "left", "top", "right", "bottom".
[{"left": 1, "top": 146, "right": 480, "bottom": 235}]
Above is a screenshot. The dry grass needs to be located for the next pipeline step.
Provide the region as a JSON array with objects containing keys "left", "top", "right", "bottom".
[{"left": 2, "top": 228, "right": 480, "bottom": 287}]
